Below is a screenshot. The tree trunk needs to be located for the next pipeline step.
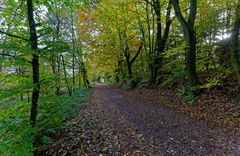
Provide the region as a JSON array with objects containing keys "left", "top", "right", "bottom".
[
  {"left": 78, "top": 66, "right": 82, "bottom": 88},
  {"left": 150, "top": 0, "right": 172, "bottom": 84},
  {"left": 171, "top": 0, "right": 200, "bottom": 90},
  {"left": 72, "top": 55, "right": 75, "bottom": 91},
  {"left": 56, "top": 54, "right": 61, "bottom": 95},
  {"left": 61, "top": 55, "right": 72, "bottom": 96},
  {"left": 153, "top": 0, "right": 162, "bottom": 82},
  {"left": 27, "top": 0, "right": 40, "bottom": 127},
  {"left": 51, "top": 52, "right": 61, "bottom": 95},
  {"left": 71, "top": 9, "right": 76, "bottom": 92},
  {"left": 151, "top": 5, "right": 155, "bottom": 83},
  {"left": 145, "top": 2, "right": 154, "bottom": 83},
  {"left": 81, "top": 62, "right": 90, "bottom": 88},
  {"left": 230, "top": 2, "right": 240, "bottom": 83},
  {"left": 55, "top": 14, "right": 61, "bottom": 95},
  {"left": 186, "top": 29, "right": 199, "bottom": 87},
  {"left": 127, "top": 62, "right": 133, "bottom": 79}
]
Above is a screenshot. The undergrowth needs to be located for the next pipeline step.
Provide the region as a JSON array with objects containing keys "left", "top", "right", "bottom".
[
  {"left": 176, "top": 86, "right": 196, "bottom": 107},
  {"left": 0, "top": 88, "right": 90, "bottom": 156}
]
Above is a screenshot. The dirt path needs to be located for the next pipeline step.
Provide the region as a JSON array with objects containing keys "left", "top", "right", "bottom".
[{"left": 44, "top": 85, "right": 240, "bottom": 155}]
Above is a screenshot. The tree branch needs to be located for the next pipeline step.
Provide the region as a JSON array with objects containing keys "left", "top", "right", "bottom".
[
  {"left": 0, "top": 53, "right": 15, "bottom": 57},
  {"left": 143, "top": 0, "right": 155, "bottom": 7},
  {"left": 0, "top": 30, "right": 30, "bottom": 41},
  {"left": 130, "top": 44, "right": 143, "bottom": 64},
  {"left": 8, "top": 0, "right": 24, "bottom": 26},
  {"left": 0, "top": 53, "right": 32, "bottom": 63},
  {"left": 170, "top": 0, "right": 190, "bottom": 34},
  {"left": 188, "top": 0, "right": 197, "bottom": 27},
  {"left": 160, "top": 1, "right": 173, "bottom": 51}
]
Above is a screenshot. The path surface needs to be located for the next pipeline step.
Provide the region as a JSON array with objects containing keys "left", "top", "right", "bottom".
[{"left": 44, "top": 85, "right": 240, "bottom": 155}]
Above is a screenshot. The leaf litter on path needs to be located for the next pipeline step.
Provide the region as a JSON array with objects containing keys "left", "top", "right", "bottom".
[{"left": 42, "top": 85, "right": 240, "bottom": 155}]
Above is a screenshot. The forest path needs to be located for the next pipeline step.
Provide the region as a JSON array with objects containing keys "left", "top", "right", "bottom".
[{"left": 44, "top": 85, "right": 240, "bottom": 155}]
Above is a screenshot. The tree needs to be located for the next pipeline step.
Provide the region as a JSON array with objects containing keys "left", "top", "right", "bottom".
[
  {"left": 230, "top": 1, "right": 240, "bottom": 83},
  {"left": 26, "top": 0, "right": 40, "bottom": 127},
  {"left": 0, "top": 0, "right": 40, "bottom": 127},
  {"left": 152, "top": 0, "right": 173, "bottom": 83},
  {"left": 171, "top": 0, "right": 200, "bottom": 91}
]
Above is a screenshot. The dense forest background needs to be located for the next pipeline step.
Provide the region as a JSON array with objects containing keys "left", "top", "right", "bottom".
[{"left": 0, "top": 0, "right": 240, "bottom": 155}]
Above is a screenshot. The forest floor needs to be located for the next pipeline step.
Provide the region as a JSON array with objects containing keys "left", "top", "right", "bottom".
[{"left": 43, "top": 84, "right": 240, "bottom": 155}]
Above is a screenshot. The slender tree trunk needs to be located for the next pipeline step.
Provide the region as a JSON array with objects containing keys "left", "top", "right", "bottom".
[
  {"left": 151, "top": 5, "right": 155, "bottom": 83},
  {"left": 153, "top": 0, "right": 162, "bottom": 82},
  {"left": 61, "top": 55, "right": 72, "bottom": 96},
  {"left": 78, "top": 66, "right": 81, "bottom": 88},
  {"left": 81, "top": 62, "right": 90, "bottom": 88},
  {"left": 51, "top": 52, "right": 61, "bottom": 95},
  {"left": 153, "top": 1, "right": 172, "bottom": 84},
  {"left": 55, "top": 14, "right": 61, "bottom": 95},
  {"left": 56, "top": 54, "right": 61, "bottom": 95},
  {"left": 75, "top": 46, "right": 90, "bottom": 88},
  {"left": 125, "top": 45, "right": 143, "bottom": 81},
  {"left": 17, "top": 66, "right": 25, "bottom": 101},
  {"left": 71, "top": 9, "right": 76, "bottom": 92},
  {"left": 124, "top": 45, "right": 132, "bottom": 80},
  {"left": 134, "top": 4, "right": 146, "bottom": 75},
  {"left": 27, "top": 0, "right": 40, "bottom": 127},
  {"left": 145, "top": 2, "right": 153, "bottom": 82},
  {"left": 72, "top": 55, "right": 75, "bottom": 90},
  {"left": 230, "top": 2, "right": 240, "bottom": 83}
]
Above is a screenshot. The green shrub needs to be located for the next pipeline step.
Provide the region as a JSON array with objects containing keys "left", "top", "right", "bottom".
[
  {"left": 177, "top": 86, "right": 196, "bottom": 107},
  {"left": 0, "top": 102, "right": 36, "bottom": 156},
  {"left": 37, "top": 88, "right": 89, "bottom": 143},
  {"left": 0, "top": 88, "right": 90, "bottom": 156},
  {"left": 121, "top": 79, "right": 132, "bottom": 89}
]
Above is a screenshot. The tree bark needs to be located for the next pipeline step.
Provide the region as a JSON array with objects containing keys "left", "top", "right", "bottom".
[
  {"left": 153, "top": 1, "right": 172, "bottom": 83},
  {"left": 51, "top": 52, "right": 61, "bottom": 95},
  {"left": 125, "top": 44, "right": 143, "bottom": 80},
  {"left": 61, "top": 55, "right": 72, "bottom": 96},
  {"left": 71, "top": 8, "right": 76, "bottom": 92},
  {"left": 153, "top": 0, "right": 162, "bottom": 82},
  {"left": 230, "top": 2, "right": 240, "bottom": 83},
  {"left": 171, "top": 0, "right": 200, "bottom": 90},
  {"left": 27, "top": 0, "right": 40, "bottom": 127},
  {"left": 75, "top": 47, "right": 90, "bottom": 88},
  {"left": 127, "top": 62, "right": 133, "bottom": 79},
  {"left": 79, "top": 60, "right": 90, "bottom": 88}
]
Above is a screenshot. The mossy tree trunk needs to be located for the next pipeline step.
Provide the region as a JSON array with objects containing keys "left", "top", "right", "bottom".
[
  {"left": 230, "top": 2, "right": 240, "bottom": 83},
  {"left": 171, "top": 0, "right": 200, "bottom": 91}
]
